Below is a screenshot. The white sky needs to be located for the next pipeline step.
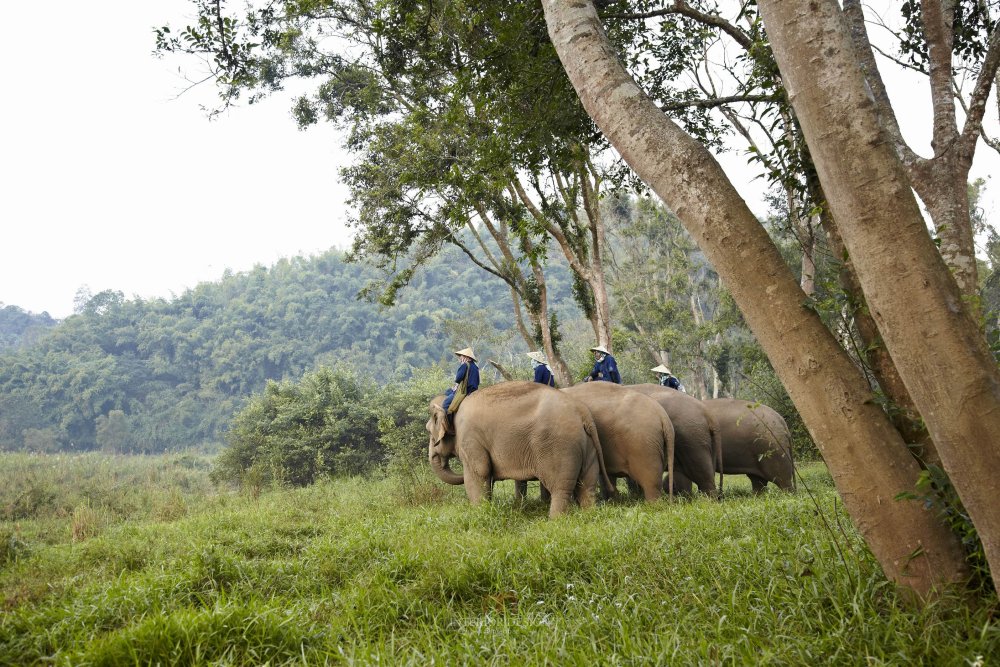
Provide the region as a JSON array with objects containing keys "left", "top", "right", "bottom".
[
  {"left": 1, "top": 0, "right": 353, "bottom": 319},
  {"left": 1, "top": 1, "right": 997, "bottom": 319}
]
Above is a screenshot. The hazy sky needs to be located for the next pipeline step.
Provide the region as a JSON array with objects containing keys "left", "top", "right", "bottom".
[
  {"left": 1, "top": 1, "right": 353, "bottom": 319},
  {"left": 2, "top": 1, "right": 997, "bottom": 319}
]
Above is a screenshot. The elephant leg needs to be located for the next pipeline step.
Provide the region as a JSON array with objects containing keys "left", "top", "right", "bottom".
[
  {"left": 666, "top": 467, "right": 695, "bottom": 496},
  {"left": 575, "top": 483, "right": 596, "bottom": 510},
  {"left": 548, "top": 489, "right": 573, "bottom": 517},
  {"left": 462, "top": 448, "right": 493, "bottom": 504},
  {"left": 631, "top": 468, "right": 663, "bottom": 502},
  {"left": 575, "top": 458, "right": 600, "bottom": 510},
  {"left": 625, "top": 477, "right": 642, "bottom": 497},
  {"left": 465, "top": 476, "right": 490, "bottom": 504},
  {"left": 749, "top": 474, "right": 768, "bottom": 494},
  {"left": 540, "top": 484, "right": 551, "bottom": 503},
  {"left": 514, "top": 480, "right": 529, "bottom": 500},
  {"left": 676, "top": 447, "right": 717, "bottom": 496}
]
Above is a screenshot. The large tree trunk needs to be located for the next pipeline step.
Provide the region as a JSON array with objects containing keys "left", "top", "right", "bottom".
[
  {"left": 758, "top": 0, "right": 1000, "bottom": 595},
  {"left": 541, "top": 0, "right": 970, "bottom": 599}
]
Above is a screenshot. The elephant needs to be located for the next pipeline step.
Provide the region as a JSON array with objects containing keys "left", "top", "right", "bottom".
[
  {"left": 703, "top": 398, "right": 795, "bottom": 493},
  {"left": 628, "top": 384, "right": 723, "bottom": 496},
  {"left": 426, "top": 381, "right": 614, "bottom": 517},
  {"left": 561, "top": 382, "right": 675, "bottom": 501}
]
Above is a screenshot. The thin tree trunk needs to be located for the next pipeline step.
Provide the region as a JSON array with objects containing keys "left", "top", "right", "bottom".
[
  {"left": 542, "top": 0, "right": 970, "bottom": 599},
  {"left": 842, "top": 0, "right": 988, "bottom": 300},
  {"left": 690, "top": 293, "right": 709, "bottom": 398},
  {"left": 819, "top": 208, "right": 938, "bottom": 465},
  {"left": 759, "top": 0, "right": 1000, "bottom": 596}
]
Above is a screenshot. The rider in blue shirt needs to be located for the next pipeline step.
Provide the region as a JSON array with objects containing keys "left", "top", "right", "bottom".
[
  {"left": 585, "top": 344, "right": 621, "bottom": 384},
  {"left": 442, "top": 347, "right": 480, "bottom": 418},
  {"left": 527, "top": 351, "right": 555, "bottom": 387},
  {"left": 652, "top": 364, "right": 681, "bottom": 389}
]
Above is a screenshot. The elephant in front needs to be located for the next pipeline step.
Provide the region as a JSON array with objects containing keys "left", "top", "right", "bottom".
[
  {"left": 628, "top": 384, "right": 723, "bottom": 496},
  {"left": 426, "top": 381, "right": 614, "bottom": 517},
  {"left": 562, "top": 382, "right": 675, "bottom": 501},
  {"left": 703, "top": 398, "right": 795, "bottom": 493}
]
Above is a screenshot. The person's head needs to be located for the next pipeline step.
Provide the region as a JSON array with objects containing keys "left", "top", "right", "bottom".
[
  {"left": 650, "top": 364, "right": 672, "bottom": 377},
  {"left": 454, "top": 347, "right": 477, "bottom": 364},
  {"left": 590, "top": 344, "right": 609, "bottom": 361},
  {"left": 526, "top": 351, "right": 547, "bottom": 368}
]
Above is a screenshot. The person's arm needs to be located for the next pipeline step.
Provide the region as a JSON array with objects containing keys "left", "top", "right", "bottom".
[
  {"left": 467, "top": 364, "right": 480, "bottom": 391},
  {"left": 452, "top": 363, "right": 467, "bottom": 389},
  {"left": 534, "top": 365, "right": 546, "bottom": 383}
]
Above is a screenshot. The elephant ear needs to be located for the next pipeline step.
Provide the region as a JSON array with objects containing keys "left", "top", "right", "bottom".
[{"left": 431, "top": 406, "right": 449, "bottom": 445}]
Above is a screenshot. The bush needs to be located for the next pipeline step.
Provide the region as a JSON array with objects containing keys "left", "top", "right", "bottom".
[
  {"left": 371, "top": 365, "right": 451, "bottom": 475},
  {"left": 213, "top": 366, "right": 384, "bottom": 487}
]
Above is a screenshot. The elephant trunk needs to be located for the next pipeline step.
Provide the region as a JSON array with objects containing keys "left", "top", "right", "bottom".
[{"left": 429, "top": 449, "right": 465, "bottom": 485}]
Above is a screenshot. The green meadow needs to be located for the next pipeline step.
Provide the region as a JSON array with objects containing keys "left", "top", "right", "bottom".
[{"left": 1, "top": 453, "right": 996, "bottom": 665}]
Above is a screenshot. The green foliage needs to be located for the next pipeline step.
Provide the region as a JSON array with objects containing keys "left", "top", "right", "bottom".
[
  {"left": 1, "top": 456, "right": 996, "bottom": 665},
  {"left": 371, "top": 366, "right": 451, "bottom": 474},
  {"left": 898, "top": 465, "right": 992, "bottom": 593},
  {"left": 214, "top": 366, "right": 383, "bottom": 487},
  {"left": 0, "top": 248, "right": 511, "bottom": 452},
  {"left": 0, "top": 305, "right": 56, "bottom": 353}
]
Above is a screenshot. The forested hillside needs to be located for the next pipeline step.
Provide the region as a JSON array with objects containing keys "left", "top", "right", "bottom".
[
  {"left": 0, "top": 305, "right": 57, "bottom": 353},
  {"left": 0, "top": 247, "right": 563, "bottom": 453}
]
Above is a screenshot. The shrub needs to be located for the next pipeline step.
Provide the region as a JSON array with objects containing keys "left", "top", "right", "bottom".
[{"left": 213, "top": 366, "right": 384, "bottom": 487}]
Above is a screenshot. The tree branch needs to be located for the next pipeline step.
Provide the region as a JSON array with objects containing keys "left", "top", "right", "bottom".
[
  {"left": 657, "top": 93, "right": 776, "bottom": 112},
  {"left": 842, "top": 0, "right": 920, "bottom": 167},
  {"left": 958, "top": 22, "right": 1000, "bottom": 158},
  {"left": 602, "top": 1, "right": 753, "bottom": 51}
]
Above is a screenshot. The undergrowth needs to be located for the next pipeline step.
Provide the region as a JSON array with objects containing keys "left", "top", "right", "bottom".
[{"left": 0, "top": 454, "right": 996, "bottom": 666}]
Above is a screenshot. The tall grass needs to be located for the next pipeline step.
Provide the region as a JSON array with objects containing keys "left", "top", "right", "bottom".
[{"left": 0, "top": 454, "right": 996, "bottom": 665}]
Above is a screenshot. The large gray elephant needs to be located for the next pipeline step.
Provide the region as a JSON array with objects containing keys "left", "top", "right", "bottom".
[
  {"left": 426, "top": 381, "right": 614, "bottom": 517},
  {"left": 561, "top": 382, "right": 675, "bottom": 501},
  {"left": 628, "top": 384, "right": 723, "bottom": 496},
  {"left": 703, "top": 398, "right": 795, "bottom": 493}
]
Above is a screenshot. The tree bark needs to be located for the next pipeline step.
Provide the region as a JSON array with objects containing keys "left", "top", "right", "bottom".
[
  {"left": 758, "top": 0, "right": 1000, "bottom": 596},
  {"left": 542, "top": 0, "right": 970, "bottom": 599},
  {"left": 841, "top": 0, "right": 987, "bottom": 298}
]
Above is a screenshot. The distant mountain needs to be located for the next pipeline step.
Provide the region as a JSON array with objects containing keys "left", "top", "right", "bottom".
[
  {"left": 0, "top": 305, "right": 58, "bottom": 353},
  {"left": 0, "top": 247, "right": 572, "bottom": 453}
]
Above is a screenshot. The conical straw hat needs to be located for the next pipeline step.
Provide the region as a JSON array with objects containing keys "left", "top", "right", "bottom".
[
  {"left": 526, "top": 351, "right": 547, "bottom": 364},
  {"left": 454, "top": 347, "right": 477, "bottom": 362},
  {"left": 651, "top": 364, "right": 672, "bottom": 374},
  {"left": 589, "top": 344, "right": 610, "bottom": 355}
]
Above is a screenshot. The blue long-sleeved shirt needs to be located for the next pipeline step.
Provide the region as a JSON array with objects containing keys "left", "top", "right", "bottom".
[
  {"left": 588, "top": 354, "right": 621, "bottom": 384},
  {"left": 455, "top": 362, "right": 480, "bottom": 393},
  {"left": 659, "top": 375, "right": 680, "bottom": 389},
  {"left": 533, "top": 364, "right": 555, "bottom": 387}
]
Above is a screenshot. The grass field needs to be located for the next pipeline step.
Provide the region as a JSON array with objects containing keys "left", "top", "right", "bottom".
[{"left": 1, "top": 453, "right": 997, "bottom": 665}]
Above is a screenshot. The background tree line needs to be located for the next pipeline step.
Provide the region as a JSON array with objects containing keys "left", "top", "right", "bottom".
[
  {"left": 0, "top": 195, "right": 821, "bottom": 460},
  {"left": 0, "top": 249, "right": 516, "bottom": 453}
]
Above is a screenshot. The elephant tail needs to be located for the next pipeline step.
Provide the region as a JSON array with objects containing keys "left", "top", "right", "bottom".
[
  {"left": 583, "top": 411, "right": 617, "bottom": 500},
  {"left": 708, "top": 413, "right": 724, "bottom": 496},
  {"left": 659, "top": 408, "right": 675, "bottom": 502}
]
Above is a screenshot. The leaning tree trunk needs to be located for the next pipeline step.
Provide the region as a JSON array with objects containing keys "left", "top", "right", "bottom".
[
  {"left": 758, "top": 0, "right": 1000, "bottom": 596},
  {"left": 541, "top": 0, "right": 970, "bottom": 600}
]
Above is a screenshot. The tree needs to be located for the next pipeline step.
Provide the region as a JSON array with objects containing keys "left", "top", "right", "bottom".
[
  {"left": 154, "top": 0, "right": 651, "bottom": 382},
  {"left": 541, "top": 0, "right": 980, "bottom": 600},
  {"left": 95, "top": 409, "right": 130, "bottom": 454},
  {"left": 758, "top": 0, "right": 1000, "bottom": 596}
]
